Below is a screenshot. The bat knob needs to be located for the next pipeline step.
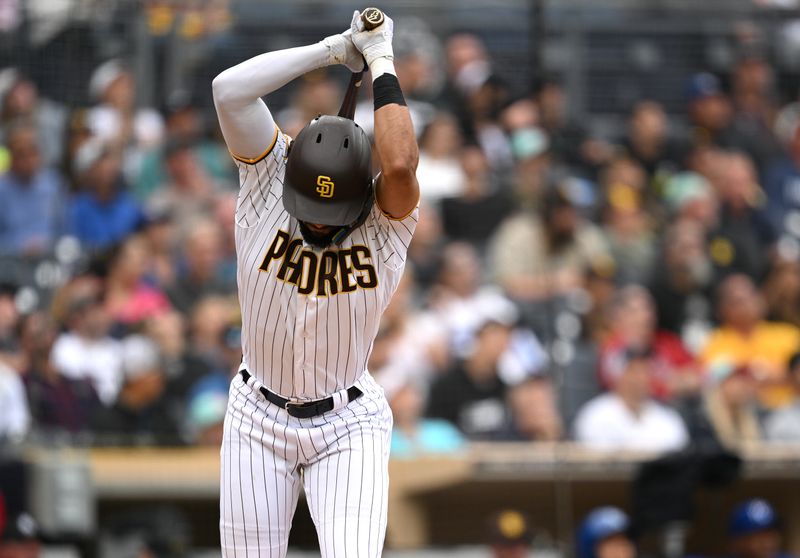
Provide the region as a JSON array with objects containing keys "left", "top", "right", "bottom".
[{"left": 361, "top": 7, "right": 384, "bottom": 30}]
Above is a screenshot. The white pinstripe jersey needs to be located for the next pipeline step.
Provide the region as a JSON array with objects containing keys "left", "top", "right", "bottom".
[{"left": 233, "top": 129, "right": 418, "bottom": 401}]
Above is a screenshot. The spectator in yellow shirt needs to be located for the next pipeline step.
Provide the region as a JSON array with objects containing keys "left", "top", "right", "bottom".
[{"left": 701, "top": 274, "right": 800, "bottom": 408}]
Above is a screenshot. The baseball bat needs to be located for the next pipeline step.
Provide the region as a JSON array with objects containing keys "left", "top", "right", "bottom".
[{"left": 337, "top": 7, "right": 385, "bottom": 120}]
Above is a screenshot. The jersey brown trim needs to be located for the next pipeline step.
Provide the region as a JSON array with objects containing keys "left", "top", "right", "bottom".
[
  {"left": 230, "top": 127, "right": 280, "bottom": 164},
  {"left": 377, "top": 199, "right": 419, "bottom": 221}
]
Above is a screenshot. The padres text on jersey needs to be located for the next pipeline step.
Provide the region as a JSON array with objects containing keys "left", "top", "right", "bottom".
[{"left": 232, "top": 130, "right": 418, "bottom": 400}]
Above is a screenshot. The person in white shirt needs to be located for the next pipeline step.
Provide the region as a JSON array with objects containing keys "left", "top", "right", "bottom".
[
  {"left": 51, "top": 291, "right": 123, "bottom": 406},
  {"left": 0, "top": 363, "right": 29, "bottom": 442},
  {"left": 574, "top": 347, "right": 688, "bottom": 452}
]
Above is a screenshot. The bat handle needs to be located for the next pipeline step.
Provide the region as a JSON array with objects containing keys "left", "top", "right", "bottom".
[{"left": 360, "top": 7, "right": 384, "bottom": 31}]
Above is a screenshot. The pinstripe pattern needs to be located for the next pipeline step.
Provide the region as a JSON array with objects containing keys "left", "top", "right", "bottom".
[
  {"left": 221, "top": 370, "right": 392, "bottom": 557},
  {"left": 221, "top": 132, "right": 415, "bottom": 557}
]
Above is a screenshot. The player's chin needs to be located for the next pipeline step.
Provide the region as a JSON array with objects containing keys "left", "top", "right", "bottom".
[{"left": 299, "top": 221, "right": 340, "bottom": 249}]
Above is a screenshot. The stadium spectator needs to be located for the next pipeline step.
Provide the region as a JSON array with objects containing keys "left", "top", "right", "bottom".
[
  {"left": 0, "top": 283, "right": 22, "bottom": 373},
  {"left": 0, "top": 120, "right": 67, "bottom": 256},
  {"left": 415, "top": 112, "right": 466, "bottom": 203},
  {"left": 726, "top": 499, "right": 796, "bottom": 558},
  {"left": 765, "top": 352, "right": 800, "bottom": 443},
  {"left": 135, "top": 92, "right": 235, "bottom": 201},
  {"left": 700, "top": 274, "right": 800, "bottom": 409},
  {"left": 507, "top": 376, "right": 563, "bottom": 441},
  {"left": 0, "top": 68, "right": 66, "bottom": 168},
  {"left": 186, "top": 296, "right": 238, "bottom": 378},
  {"left": 599, "top": 179, "right": 656, "bottom": 285},
  {"left": 485, "top": 509, "right": 533, "bottom": 558},
  {"left": 685, "top": 72, "right": 737, "bottom": 151},
  {"left": 426, "top": 319, "right": 514, "bottom": 440},
  {"left": 389, "top": 382, "right": 465, "bottom": 458},
  {"left": 490, "top": 179, "right": 611, "bottom": 303},
  {"left": 762, "top": 118, "right": 800, "bottom": 245},
  {"left": 86, "top": 59, "right": 164, "bottom": 179},
  {"left": 0, "top": 362, "right": 28, "bottom": 443},
  {"left": 146, "top": 139, "right": 225, "bottom": 242},
  {"left": 183, "top": 372, "right": 229, "bottom": 446},
  {"left": 686, "top": 360, "right": 762, "bottom": 451},
  {"left": 275, "top": 71, "right": 342, "bottom": 137},
  {"left": 139, "top": 205, "right": 178, "bottom": 290},
  {"left": 22, "top": 312, "right": 100, "bottom": 435},
  {"left": 648, "top": 217, "right": 715, "bottom": 351},
  {"left": 103, "top": 235, "right": 171, "bottom": 330},
  {"left": 599, "top": 286, "right": 700, "bottom": 402},
  {"left": 51, "top": 282, "right": 123, "bottom": 406},
  {"left": 166, "top": 219, "right": 231, "bottom": 314},
  {"left": 69, "top": 139, "right": 145, "bottom": 251},
  {"left": 576, "top": 507, "right": 636, "bottom": 558},
  {"left": 406, "top": 206, "right": 445, "bottom": 291},
  {"left": 620, "top": 100, "right": 684, "bottom": 184},
  {"left": 99, "top": 333, "right": 179, "bottom": 444},
  {"left": 707, "top": 152, "right": 775, "bottom": 281},
  {"left": 428, "top": 241, "right": 517, "bottom": 358},
  {"left": 574, "top": 346, "right": 689, "bottom": 452},
  {"left": 536, "top": 76, "right": 613, "bottom": 176},
  {"left": 440, "top": 145, "right": 513, "bottom": 250},
  {"left": 762, "top": 257, "right": 800, "bottom": 328}
]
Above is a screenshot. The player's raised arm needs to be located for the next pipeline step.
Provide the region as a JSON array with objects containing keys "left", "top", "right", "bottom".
[
  {"left": 212, "top": 32, "right": 364, "bottom": 162},
  {"left": 350, "top": 10, "right": 419, "bottom": 219}
]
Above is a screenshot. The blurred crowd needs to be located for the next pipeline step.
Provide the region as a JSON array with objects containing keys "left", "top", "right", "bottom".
[{"left": 0, "top": 16, "right": 799, "bottom": 461}]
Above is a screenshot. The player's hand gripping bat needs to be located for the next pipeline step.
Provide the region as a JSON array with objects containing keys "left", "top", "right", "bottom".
[{"left": 337, "top": 7, "right": 385, "bottom": 119}]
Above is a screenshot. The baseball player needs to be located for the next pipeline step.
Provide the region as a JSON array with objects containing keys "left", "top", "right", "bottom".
[{"left": 212, "top": 8, "right": 419, "bottom": 558}]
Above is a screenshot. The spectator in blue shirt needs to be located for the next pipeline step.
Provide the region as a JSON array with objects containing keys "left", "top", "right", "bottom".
[
  {"left": 69, "top": 139, "right": 144, "bottom": 251},
  {"left": 0, "top": 121, "right": 67, "bottom": 256}
]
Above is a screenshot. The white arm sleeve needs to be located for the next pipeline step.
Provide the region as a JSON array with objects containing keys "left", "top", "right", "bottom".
[{"left": 212, "top": 43, "right": 330, "bottom": 162}]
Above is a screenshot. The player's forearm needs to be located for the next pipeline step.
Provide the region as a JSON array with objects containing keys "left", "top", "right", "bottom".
[{"left": 212, "top": 43, "right": 328, "bottom": 108}]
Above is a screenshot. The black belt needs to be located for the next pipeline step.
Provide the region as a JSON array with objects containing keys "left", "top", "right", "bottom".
[{"left": 240, "top": 370, "right": 363, "bottom": 419}]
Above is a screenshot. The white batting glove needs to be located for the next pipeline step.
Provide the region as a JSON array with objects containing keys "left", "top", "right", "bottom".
[
  {"left": 350, "top": 9, "right": 394, "bottom": 73},
  {"left": 321, "top": 30, "right": 365, "bottom": 73}
]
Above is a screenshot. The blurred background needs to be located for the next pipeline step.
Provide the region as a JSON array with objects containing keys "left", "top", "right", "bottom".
[{"left": 2, "top": 0, "right": 800, "bottom": 556}]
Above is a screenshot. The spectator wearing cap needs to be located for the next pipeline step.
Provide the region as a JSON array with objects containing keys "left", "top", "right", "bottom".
[
  {"left": 599, "top": 286, "right": 700, "bottom": 403},
  {"left": 700, "top": 274, "right": 800, "bottom": 409},
  {"left": 685, "top": 359, "right": 761, "bottom": 451},
  {"left": 765, "top": 352, "right": 800, "bottom": 442},
  {"left": 0, "top": 120, "right": 67, "bottom": 256},
  {"left": 686, "top": 72, "right": 737, "bottom": 151},
  {"left": 576, "top": 507, "right": 636, "bottom": 558},
  {"left": 727, "top": 499, "right": 796, "bottom": 558},
  {"left": 69, "top": 138, "right": 145, "bottom": 251},
  {"left": 574, "top": 345, "right": 689, "bottom": 452},
  {"left": 598, "top": 167, "right": 657, "bottom": 286},
  {"left": 86, "top": 60, "right": 164, "bottom": 173},
  {"left": 426, "top": 320, "right": 515, "bottom": 440},
  {"left": 486, "top": 509, "right": 533, "bottom": 558},
  {"left": 490, "top": 179, "right": 611, "bottom": 304}
]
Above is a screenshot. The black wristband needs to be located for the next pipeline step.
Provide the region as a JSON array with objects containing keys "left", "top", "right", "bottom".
[{"left": 373, "top": 73, "right": 407, "bottom": 111}]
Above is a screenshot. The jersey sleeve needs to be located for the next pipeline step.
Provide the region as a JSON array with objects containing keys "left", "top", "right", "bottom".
[
  {"left": 366, "top": 202, "right": 419, "bottom": 271},
  {"left": 234, "top": 131, "right": 290, "bottom": 228}
]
